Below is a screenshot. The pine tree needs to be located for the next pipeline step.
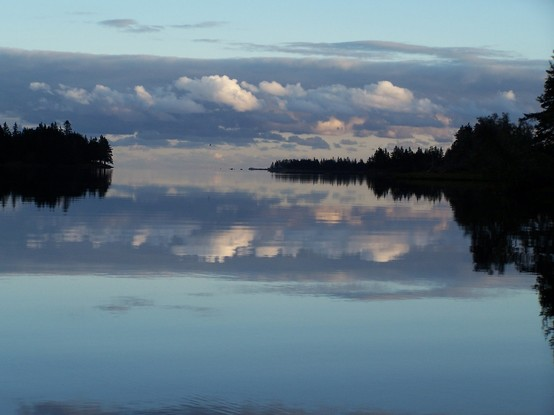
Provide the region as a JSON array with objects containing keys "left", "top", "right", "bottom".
[{"left": 525, "top": 53, "right": 554, "bottom": 147}]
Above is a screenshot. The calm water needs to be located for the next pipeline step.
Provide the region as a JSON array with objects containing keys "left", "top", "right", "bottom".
[{"left": 0, "top": 168, "right": 552, "bottom": 415}]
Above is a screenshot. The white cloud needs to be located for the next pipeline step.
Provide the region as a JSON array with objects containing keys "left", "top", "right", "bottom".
[
  {"left": 29, "top": 81, "right": 51, "bottom": 93},
  {"left": 92, "top": 84, "right": 125, "bottom": 106},
  {"left": 172, "top": 227, "right": 255, "bottom": 263},
  {"left": 435, "top": 113, "right": 452, "bottom": 127},
  {"left": 259, "top": 81, "right": 288, "bottom": 96},
  {"left": 351, "top": 81, "right": 414, "bottom": 111},
  {"left": 283, "top": 80, "right": 438, "bottom": 120},
  {"left": 315, "top": 116, "right": 346, "bottom": 135},
  {"left": 175, "top": 75, "right": 260, "bottom": 112},
  {"left": 240, "top": 81, "right": 259, "bottom": 93},
  {"left": 134, "top": 85, "right": 154, "bottom": 106},
  {"left": 259, "top": 81, "right": 305, "bottom": 97},
  {"left": 56, "top": 84, "right": 91, "bottom": 104},
  {"left": 314, "top": 116, "right": 366, "bottom": 136},
  {"left": 501, "top": 90, "right": 516, "bottom": 101},
  {"left": 12, "top": 48, "right": 544, "bottom": 151}
]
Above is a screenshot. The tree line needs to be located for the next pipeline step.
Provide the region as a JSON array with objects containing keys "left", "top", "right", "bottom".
[
  {"left": 270, "top": 53, "right": 554, "bottom": 186},
  {"left": 269, "top": 112, "right": 553, "bottom": 185},
  {"left": 0, "top": 120, "right": 113, "bottom": 167}
]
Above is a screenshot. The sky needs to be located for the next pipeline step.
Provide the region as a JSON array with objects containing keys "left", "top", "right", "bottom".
[{"left": 0, "top": 0, "right": 552, "bottom": 169}]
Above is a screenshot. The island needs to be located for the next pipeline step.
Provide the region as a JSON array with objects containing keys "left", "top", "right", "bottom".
[
  {"left": 0, "top": 120, "right": 113, "bottom": 209},
  {"left": 0, "top": 120, "right": 113, "bottom": 168}
]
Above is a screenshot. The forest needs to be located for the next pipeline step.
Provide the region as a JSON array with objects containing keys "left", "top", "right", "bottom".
[
  {"left": 269, "top": 112, "right": 553, "bottom": 187},
  {"left": 270, "top": 54, "right": 554, "bottom": 187},
  {"left": 0, "top": 120, "right": 113, "bottom": 167}
]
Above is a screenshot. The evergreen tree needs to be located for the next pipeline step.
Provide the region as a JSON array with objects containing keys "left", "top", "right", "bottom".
[
  {"left": 0, "top": 120, "right": 113, "bottom": 167},
  {"left": 525, "top": 53, "right": 554, "bottom": 148},
  {"left": 98, "top": 135, "right": 113, "bottom": 165},
  {"left": 63, "top": 120, "right": 73, "bottom": 135}
]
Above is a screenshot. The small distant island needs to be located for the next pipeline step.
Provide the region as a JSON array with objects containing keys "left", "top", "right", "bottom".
[
  {"left": 269, "top": 54, "right": 554, "bottom": 188},
  {"left": 0, "top": 120, "right": 113, "bottom": 168}
]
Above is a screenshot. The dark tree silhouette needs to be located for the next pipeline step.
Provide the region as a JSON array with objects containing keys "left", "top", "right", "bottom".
[
  {"left": 0, "top": 121, "right": 113, "bottom": 167},
  {"left": 525, "top": 52, "right": 554, "bottom": 150},
  {"left": 270, "top": 110, "right": 553, "bottom": 187},
  {"left": 0, "top": 167, "right": 112, "bottom": 211}
]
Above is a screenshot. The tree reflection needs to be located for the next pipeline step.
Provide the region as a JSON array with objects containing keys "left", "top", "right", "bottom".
[
  {"left": 380, "top": 180, "right": 554, "bottom": 350},
  {"left": 444, "top": 184, "right": 554, "bottom": 350},
  {"left": 0, "top": 166, "right": 111, "bottom": 211},
  {"left": 275, "top": 173, "right": 554, "bottom": 352}
]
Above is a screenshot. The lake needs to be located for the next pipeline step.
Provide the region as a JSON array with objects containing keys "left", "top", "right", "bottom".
[{"left": 0, "top": 167, "right": 553, "bottom": 415}]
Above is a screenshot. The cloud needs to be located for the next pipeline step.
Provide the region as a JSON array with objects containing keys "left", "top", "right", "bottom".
[
  {"left": 284, "top": 81, "right": 440, "bottom": 122},
  {"left": 239, "top": 40, "right": 518, "bottom": 62},
  {"left": 97, "top": 296, "right": 153, "bottom": 313},
  {"left": 3, "top": 47, "right": 545, "bottom": 152},
  {"left": 172, "top": 21, "right": 227, "bottom": 29},
  {"left": 259, "top": 81, "right": 305, "bottom": 97},
  {"left": 175, "top": 75, "right": 260, "bottom": 112},
  {"left": 99, "top": 19, "right": 225, "bottom": 34},
  {"left": 352, "top": 81, "right": 414, "bottom": 111},
  {"left": 134, "top": 85, "right": 154, "bottom": 106},
  {"left": 315, "top": 116, "right": 346, "bottom": 135},
  {"left": 99, "top": 18, "right": 137, "bottom": 28},
  {"left": 29, "top": 81, "right": 52, "bottom": 93},
  {"left": 286, "top": 135, "right": 330, "bottom": 150},
  {"left": 56, "top": 84, "right": 92, "bottom": 104},
  {"left": 17, "top": 400, "right": 399, "bottom": 415},
  {"left": 501, "top": 90, "right": 516, "bottom": 101},
  {"left": 98, "top": 18, "right": 162, "bottom": 33}
]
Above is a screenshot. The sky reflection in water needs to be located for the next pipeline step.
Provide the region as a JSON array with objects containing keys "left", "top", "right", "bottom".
[{"left": 0, "top": 169, "right": 553, "bottom": 415}]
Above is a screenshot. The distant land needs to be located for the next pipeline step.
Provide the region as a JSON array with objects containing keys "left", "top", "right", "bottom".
[
  {"left": 268, "top": 54, "right": 554, "bottom": 188},
  {"left": 0, "top": 120, "right": 113, "bottom": 169},
  {"left": 268, "top": 114, "right": 550, "bottom": 180},
  {"left": 267, "top": 113, "right": 553, "bottom": 188}
]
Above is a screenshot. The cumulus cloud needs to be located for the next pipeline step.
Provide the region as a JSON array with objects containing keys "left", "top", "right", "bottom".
[
  {"left": 56, "top": 84, "right": 92, "bottom": 104},
  {"left": 29, "top": 81, "right": 52, "bottom": 93},
  {"left": 352, "top": 81, "right": 414, "bottom": 110},
  {"left": 134, "top": 85, "right": 154, "bottom": 106},
  {"left": 501, "top": 90, "right": 516, "bottom": 101},
  {"left": 6, "top": 47, "right": 544, "bottom": 151},
  {"left": 314, "top": 116, "right": 366, "bottom": 136},
  {"left": 315, "top": 116, "right": 346, "bottom": 135},
  {"left": 175, "top": 75, "right": 260, "bottom": 112},
  {"left": 283, "top": 81, "right": 440, "bottom": 119},
  {"left": 259, "top": 81, "right": 305, "bottom": 97}
]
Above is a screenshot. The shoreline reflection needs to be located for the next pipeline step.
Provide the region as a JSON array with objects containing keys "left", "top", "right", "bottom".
[
  {"left": 1, "top": 170, "right": 553, "bottom": 414},
  {"left": 0, "top": 166, "right": 111, "bottom": 210}
]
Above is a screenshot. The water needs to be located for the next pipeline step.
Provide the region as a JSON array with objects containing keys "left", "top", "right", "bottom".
[{"left": 0, "top": 168, "right": 552, "bottom": 414}]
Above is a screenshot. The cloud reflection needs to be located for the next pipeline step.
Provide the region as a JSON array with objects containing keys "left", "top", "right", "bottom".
[
  {"left": 18, "top": 399, "right": 401, "bottom": 415},
  {"left": 96, "top": 296, "right": 153, "bottom": 313},
  {"left": 0, "top": 171, "right": 532, "bottom": 301}
]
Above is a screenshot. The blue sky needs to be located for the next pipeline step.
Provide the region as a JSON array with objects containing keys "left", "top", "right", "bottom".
[
  {"left": 3, "top": 0, "right": 552, "bottom": 59},
  {"left": 0, "top": 1, "right": 552, "bottom": 168}
]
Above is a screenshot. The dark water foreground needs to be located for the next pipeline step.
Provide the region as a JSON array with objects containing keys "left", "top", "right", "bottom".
[{"left": 1, "top": 170, "right": 552, "bottom": 415}]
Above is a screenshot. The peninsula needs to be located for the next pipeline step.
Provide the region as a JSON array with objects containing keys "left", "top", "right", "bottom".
[{"left": 0, "top": 120, "right": 113, "bottom": 168}]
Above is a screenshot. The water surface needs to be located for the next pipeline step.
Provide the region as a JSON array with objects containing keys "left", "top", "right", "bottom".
[{"left": 0, "top": 168, "right": 552, "bottom": 414}]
